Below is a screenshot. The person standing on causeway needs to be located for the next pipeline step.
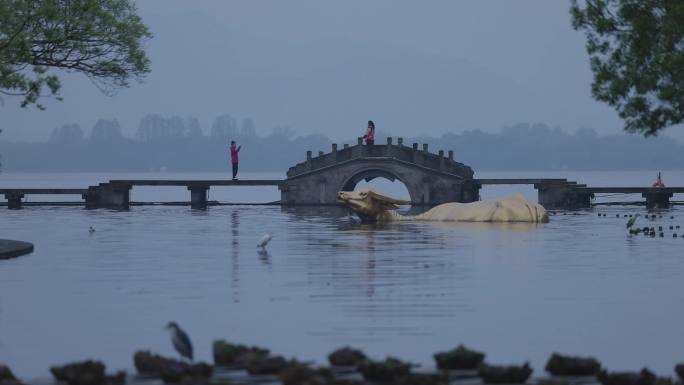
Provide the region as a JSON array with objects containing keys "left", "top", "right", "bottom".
[{"left": 230, "top": 140, "right": 242, "bottom": 180}]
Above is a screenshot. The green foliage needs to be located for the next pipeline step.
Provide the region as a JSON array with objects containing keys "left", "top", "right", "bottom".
[
  {"left": 0, "top": 0, "right": 151, "bottom": 109},
  {"left": 571, "top": 0, "right": 684, "bottom": 136}
]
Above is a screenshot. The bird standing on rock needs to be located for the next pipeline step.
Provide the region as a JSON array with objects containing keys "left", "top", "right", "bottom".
[{"left": 165, "top": 322, "right": 193, "bottom": 361}]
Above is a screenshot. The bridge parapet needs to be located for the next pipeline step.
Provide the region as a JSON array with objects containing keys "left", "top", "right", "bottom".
[{"left": 287, "top": 137, "right": 473, "bottom": 179}]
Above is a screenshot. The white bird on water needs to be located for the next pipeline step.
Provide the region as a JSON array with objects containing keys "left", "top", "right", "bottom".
[{"left": 257, "top": 233, "right": 273, "bottom": 248}]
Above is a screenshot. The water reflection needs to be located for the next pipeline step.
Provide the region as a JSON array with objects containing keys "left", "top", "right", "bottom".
[
  {"left": 1, "top": 203, "right": 684, "bottom": 377},
  {"left": 257, "top": 248, "right": 271, "bottom": 266},
  {"left": 230, "top": 209, "right": 240, "bottom": 302}
]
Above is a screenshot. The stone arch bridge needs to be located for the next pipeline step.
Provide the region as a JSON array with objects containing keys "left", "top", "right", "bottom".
[{"left": 280, "top": 137, "right": 479, "bottom": 205}]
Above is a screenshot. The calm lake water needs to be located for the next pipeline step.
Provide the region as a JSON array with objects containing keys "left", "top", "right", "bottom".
[{"left": 1, "top": 171, "right": 684, "bottom": 380}]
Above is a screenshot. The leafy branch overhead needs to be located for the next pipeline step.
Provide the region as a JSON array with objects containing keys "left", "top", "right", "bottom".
[
  {"left": 0, "top": 0, "right": 151, "bottom": 109},
  {"left": 571, "top": 0, "right": 684, "bottom": 136}
]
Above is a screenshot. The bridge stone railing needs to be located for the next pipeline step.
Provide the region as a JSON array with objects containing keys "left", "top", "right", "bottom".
[{"left": 287, "top": 137, "right": 474, "bottom": 179}]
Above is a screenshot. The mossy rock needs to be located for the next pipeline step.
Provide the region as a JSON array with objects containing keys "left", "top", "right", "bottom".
[
  {"left": 394, "top": 372, "right": 450, "bottom": 385},
  {"left": 0, "top": 364, "right": 24, "bottom": 385},
  {"left": 597, "top": 368, "right": 656, "bottom": 385},
  {"left": 212, "top": 340, "right": 269, "bottom": 367},
  {"left": 243, "top": 355, "right": 291, "bottom": 375},
  {"left": 434, "top": 344, "right": 485, "bottom": 370},
  {"left": 279, "top": 363, "right": 333, "bottom": 385},
  {"left": 328, "top": 347, "right": 368, "bottom": 367},
  {"left": 160, "top": 362, "right": 212, "bottom": 384},
  {"left": 545, "top": 353, "right": 601, "bottom": 376},
  {"left": 358, "top": 357, "right": 411, "bottom": 382},
  {"left": 675, "top": 364, "right": 684, "bottom": 383},
  {"left": 478, "top": 362, "right": 533, "bottom": 384},
  {"left": 133, "top": 351, "right": 182, "bottom": 376},
  {"left": 50, "top": 361, "right": 106, "bottom": 385}
]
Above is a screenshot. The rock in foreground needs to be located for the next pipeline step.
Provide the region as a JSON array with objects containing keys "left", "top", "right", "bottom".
[
  {"left": 478, "top": 362, "right": 533, "bottom": 384},
  {"left": 0, "top": 364, "right": 24, "bottom": 385},
  {"left": 675, "top": 364, "right": 684, "bottom": 383},
  {"left": 545, "top": 353, "right": 601, "bottom": 376},
  {"left": 133, "top": 351, "right": 182, "bottom": 376},
  {"left": 212, "top": 340, "right": 269, "bottom": 367},
  {"left": 328, "top": 347, "right": 368, "bottom": 367},
  {"left": 50, "top": 360, "right": 125, "bottom": 385},
  {"left": 434, "top": 344, "right": 485, "bottom": 370},
  {"left": 357, "top": 357, "right": 411, "bottom": 382},
  {"left": 279, "top": 364, "right": 333, "bottom": 385},
  {"left": 597, "top": 368, "right": 656, "bottom": 385}
]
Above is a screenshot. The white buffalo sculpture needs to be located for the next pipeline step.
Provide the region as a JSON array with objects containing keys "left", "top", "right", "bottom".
[{"left": 337, "top": 189, "right": 549, "bottom": 223}]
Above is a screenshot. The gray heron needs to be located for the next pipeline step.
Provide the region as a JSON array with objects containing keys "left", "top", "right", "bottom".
[
  {"left": 165, "top": 322, "right": 193, "bottom": 361},
  {"left": 626, "top": 214, "right": 640, "bottom": 229}
]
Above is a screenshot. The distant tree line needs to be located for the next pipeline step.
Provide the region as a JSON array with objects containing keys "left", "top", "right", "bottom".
[{"left": 1, "top": 117, "right": 683, "bottom": 172}]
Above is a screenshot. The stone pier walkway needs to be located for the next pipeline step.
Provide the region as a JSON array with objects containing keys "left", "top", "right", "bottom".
[{"left": 0, "top": 239, "right": 34, "bottom": 260}]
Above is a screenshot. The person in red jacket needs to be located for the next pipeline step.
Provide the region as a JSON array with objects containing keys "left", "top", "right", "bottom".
[
  {"left": 230, "top": 141, "right": 241, "bottom": 180},
  {"left": 363, "top": 120, "right": 375, "bottom": 145}
]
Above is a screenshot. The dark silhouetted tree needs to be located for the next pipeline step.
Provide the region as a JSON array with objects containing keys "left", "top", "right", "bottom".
[
  {"left": 571, "top": 0, "right": 684, "bottom": 136},
  {"left": 210, "top": 114, "right": 238, "bottom": 138},
  {"left": 0, "top": 0, "right": 152, "bottom": 109},
  {"left": 49, "top": 123, "right": 83, "bottom": 143},
  {"left": 241, "top": 117, "right": 256, "bottom": 138},
  {"left": 186, "top": 117, "right": 202, "bottom": 138},
  {"left": 91, "top": 119, "right": 124, "bottom": 142}
]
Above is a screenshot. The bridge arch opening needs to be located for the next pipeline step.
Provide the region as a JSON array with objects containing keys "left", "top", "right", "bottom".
[{"left": 341, "top": 169, "right": 412, "bottom": 202}]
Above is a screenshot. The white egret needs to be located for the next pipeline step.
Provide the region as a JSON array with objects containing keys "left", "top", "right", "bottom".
[{"left": 257, "top": 233, "right": 273, "bottom": 248}]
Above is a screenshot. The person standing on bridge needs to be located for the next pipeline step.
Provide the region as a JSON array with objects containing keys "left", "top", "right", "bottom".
[
  {"left": 363, "top": 120, "right": 375, "bottom": 145},
  {"left": 230, "top": 141, "right": 242, "bottom": 180}
]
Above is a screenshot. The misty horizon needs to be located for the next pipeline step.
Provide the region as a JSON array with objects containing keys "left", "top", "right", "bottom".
[{"left": 3, "top": 1, "right": 683, "bottom": 143}]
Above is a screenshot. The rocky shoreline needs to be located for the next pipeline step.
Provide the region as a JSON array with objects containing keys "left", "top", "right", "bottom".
[{"left": 3, "top": 344, "right": 684, "bottom": 385}]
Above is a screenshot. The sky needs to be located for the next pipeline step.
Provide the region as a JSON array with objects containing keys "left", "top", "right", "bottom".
[{"left": 2, "top": 0, "right": 682, "bottom": 142}]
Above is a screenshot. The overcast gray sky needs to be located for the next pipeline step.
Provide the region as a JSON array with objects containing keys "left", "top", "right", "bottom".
[{"left": 2, "top": 0, "right": 681, "bottom": 142}]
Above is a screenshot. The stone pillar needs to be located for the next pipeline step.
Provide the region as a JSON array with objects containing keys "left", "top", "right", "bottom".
[
  {"left": 387, "top": 137, "right": 392, "bottom": 145},
  {"left": 306, "top": 150, "right": 312, "bottom": 171},
  {"left": 438, "top": 150, "right": 445, "bottom": 171},
  {"left": 461, "top": 181, "right": 481, "bottom": 203},
  {"left": 412, "top": 143, "right": 420, "bottom": 163},
  {"left": 398, "top": 137, "right": 404, "bottom": 146},
  {"left": 536, "top": 184, "right": 591, "bottom": 210},
  {"left": 343, "top": 144, "right": 349, "bottom": 149},
  {"left": 188, "top": 185, "right": 209, "bottom": 210},
  {"left": 357, "top": 137, "right": 366, "bottom": 157},
  {"left": 5, "top": 193, "right": 23, "bottom": 209},
  {"left": 422, "top": 144, "right": 429, "bottom": 166},
  {"left": 85, "top": 183, "right": 131, "bottom": 209},
  {"left": 643, "top": 191, "right": 672, "bottom": 209},
  {"left": 332, "top": 143, "right": 338, "bottom": 162},
  {"left": 448, "top": 150, "right": 454, "bottom": 161}
]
